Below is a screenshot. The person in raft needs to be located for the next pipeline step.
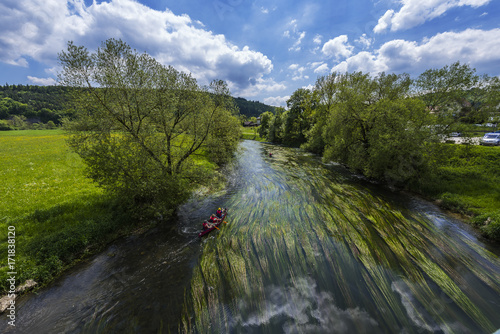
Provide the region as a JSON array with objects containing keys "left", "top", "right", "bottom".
[
  {"left": 203, "top": 214, "right": 220, "bottom": 229},
  {"left": 203, "top": 220, "right": 216, "bottom": 230},
  {"left": 216, "top": 207, "right": 225, "bottom": 218}
]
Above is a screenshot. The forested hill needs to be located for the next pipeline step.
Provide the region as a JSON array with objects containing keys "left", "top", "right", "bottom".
[
  {"left": 233, "top": 97, "right": 276, "bottom": 118},
  {"left": 0, "top": 85, "right": 275, "bottom": 125}
]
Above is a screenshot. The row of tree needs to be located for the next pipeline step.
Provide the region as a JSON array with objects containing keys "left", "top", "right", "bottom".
[{"left": 258, "top": 63, "right": 500, "bottom": 187}]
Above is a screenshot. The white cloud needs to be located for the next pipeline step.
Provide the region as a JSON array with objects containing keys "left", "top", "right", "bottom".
[
  {"left": 313, "top": 34, "right": 322, "bottom": 44},
  {"left": 374, "top": 0, "right": 491, "bottom": 33},
  {"left": 264, "top": 95, "right": 289, "bottom": 107},
  {"left": 284, "top": 19, "right": 306, "bottom": 52},
  {"left": 373, "top": 10, "right": 394, "bottom": 34},
  {"left": 236, "top": 77, "right": 286, "bottom": 99},
  {"left": 355, "top": 34, "right": 373, "bottom": 49},
  {"left": 332, "top": 28, "right": 500, "bottom": 75},
  {"left": 0, "top": 0, "right": 273, "bottom": 96},
  {"left": 322, "top": 35, "right": 353, "bottom": 60},
  {"left": 288, "top": 64, "right": 308, "bottom": 81},
  {"left": 27, "top": 76, "right": 57, "bottom": 85},
  {"left": 332, "top": 51, "right": 387, "bottom": 74},
  {"left": 314, "top": 63, "right": 330, "bottom": 74}
]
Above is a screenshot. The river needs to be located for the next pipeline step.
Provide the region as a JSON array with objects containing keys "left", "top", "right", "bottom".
[{"left": 2, "top": 140, "right": 500, "bottom": 333}]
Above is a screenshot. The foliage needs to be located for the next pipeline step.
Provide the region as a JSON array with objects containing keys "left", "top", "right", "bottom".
[
  {"left": 267, "top": 107, "right": 285, "bottom": 143},
  {"left": 414, "top": 62, "right": 499, "bottom": 132},
  {"left": 58, "top": 39, "right": 240, "bottom": 216},
  {"left": 257, "top": 111, "right": 274, "bottom": 138},
  {"left": 301, "top": 73, "right": 338, "bottom": 155},
  {"left": 0, "top": 85, "right": 74, "bottom": 125},
  {"left": 320, "top": 72, "right": 436, "bottom": 186},
  {"left": 281, "top": 88, "right": 316, "bottom": 146}
]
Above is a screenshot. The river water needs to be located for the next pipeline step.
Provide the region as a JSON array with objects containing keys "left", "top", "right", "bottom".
[{"left": 2, "top": 140, "right": 500, "bottom": 333}]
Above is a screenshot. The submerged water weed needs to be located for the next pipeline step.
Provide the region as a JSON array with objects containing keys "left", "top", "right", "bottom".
[{"left": 183, "top": 141, "right": 500, "bottom": 334}]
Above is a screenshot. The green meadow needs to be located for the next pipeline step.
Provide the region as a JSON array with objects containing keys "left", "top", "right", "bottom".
[
  {"left": 240, "top": 127, "right": 265, "bottom": 141},
  {"left": 0, "top": 130, "right": 135, "bottom": 293},
  {"left": 417, "top": 144, "right": 500, "bottom": 239}
]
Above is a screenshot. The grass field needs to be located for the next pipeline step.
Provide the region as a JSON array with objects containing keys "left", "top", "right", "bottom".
[
  {"left": 416, "top": 144, "right": 500, "bottom": 240},
  {"left": 240, "top": 127, "right": 265, "bottom": 142},
  {"left": 0, "top": 130, "right": 135, "bottom": 294}
]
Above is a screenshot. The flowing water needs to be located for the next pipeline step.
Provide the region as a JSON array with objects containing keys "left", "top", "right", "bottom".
[{"left": 2, "top": 140, "right": 500, "bottom": 333}]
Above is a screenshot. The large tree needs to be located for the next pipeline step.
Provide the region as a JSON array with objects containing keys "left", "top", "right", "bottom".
[
  {"left": 58, "top": 39, "right": 240, "bottom": 215},
  {"left": 322, "top": 72, "right": 436, "bottom": 186}
]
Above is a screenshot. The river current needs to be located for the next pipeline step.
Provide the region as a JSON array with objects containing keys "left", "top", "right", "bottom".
[{"left": 2, "top": 140, "right": 500, "bottom": 333}]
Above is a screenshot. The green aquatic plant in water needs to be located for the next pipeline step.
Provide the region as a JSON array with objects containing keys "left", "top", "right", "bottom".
[{"left": 181, "top": 141, "right": 500, "bottom": 334}]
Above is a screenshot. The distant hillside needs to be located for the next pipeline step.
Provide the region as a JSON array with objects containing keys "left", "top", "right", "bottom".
[
  {"left": 233, "top": 97, "right": 275, "bottom": 118},
  {"left": 0, "top": 85, "right": 275, "bottom": 127},
  {"left": 0, "top": 85, "right": 74, "bottom": 125}
]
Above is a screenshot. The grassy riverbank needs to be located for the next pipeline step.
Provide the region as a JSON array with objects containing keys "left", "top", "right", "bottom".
[
  {"left": 414, "top": 144, "right": 500, "bottom": 240},
  {"left": 0, "top": 130, "right": 131, "bottom": 293}
]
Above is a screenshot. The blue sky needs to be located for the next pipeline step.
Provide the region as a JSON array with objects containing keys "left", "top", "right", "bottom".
[{"left": 1, "top": 0, "right": 499, "bottom": 106}]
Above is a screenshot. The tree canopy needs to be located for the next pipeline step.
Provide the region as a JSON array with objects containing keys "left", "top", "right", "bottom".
[{"left": 58, "top": 39, "right": 241, "bottom": 216}]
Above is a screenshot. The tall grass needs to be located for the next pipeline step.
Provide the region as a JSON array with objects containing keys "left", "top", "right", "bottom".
[
  {"left": 0, "top": 130, "right": 135, "bottom": 293},
  {"left": 416, "top": 144, "right": 500, "bottom": 240}
]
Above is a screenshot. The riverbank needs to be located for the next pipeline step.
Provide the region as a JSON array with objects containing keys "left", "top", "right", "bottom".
[
  {"left": 412, "top": 143, "right": 500, "bottom": 241},
  {"left": 0, "top": 130, "right": 221, "bottom": 300},
  {"left": 0, "top": 130, "right": 128, "bottom": 298}
]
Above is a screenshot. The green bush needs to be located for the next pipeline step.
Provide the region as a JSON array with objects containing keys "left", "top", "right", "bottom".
[{"left": 472, "top": 210, "right": 500, "bottom": 240}]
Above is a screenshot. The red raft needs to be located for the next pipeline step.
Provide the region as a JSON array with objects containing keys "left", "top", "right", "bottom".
[{"left": 198, "top": 211, "right": 227, "bottom": 237}]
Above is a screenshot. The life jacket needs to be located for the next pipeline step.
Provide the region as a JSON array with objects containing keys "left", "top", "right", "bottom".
[
  {"left": 209, "top": 216, "right": 218, "bottom": 223},
  {"left": 203, "top": 221, "right": 210, "bottom": 230},
  {"left": 216, "top": 210, "right": 222, "bottom": 218}
]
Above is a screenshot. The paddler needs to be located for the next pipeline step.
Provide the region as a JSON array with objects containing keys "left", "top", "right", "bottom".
[
  {"left": 216, "top": 208, "right": 224, "bottom": 218},
  {"left": 208, "top": 214, "right": 221, "bottom": 224},
  {"left": 203, "top": 220, "right": 216, "bottom": 230}
]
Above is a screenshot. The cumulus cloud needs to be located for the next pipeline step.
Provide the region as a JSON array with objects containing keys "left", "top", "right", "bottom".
[
  {"left": 27, "top": 76, "right": 57, "bottom": 85},
  {"left": 313, "top": 63, "right": 330, "bottom": 74},
  {"left": 332, "top": 28, "right": 500, "bottom": 75},
  {"left": 264, "top": 95, "right": 289, "bottom": 107},
  {"left": 0, "top": 0, "right": 273, "bottom": 95},
  {"left": 322, "top": 35, "right": 353, "bottom": 60},
  {"left": 236, "top": 77, "right": 286, "bottom": 100},
  {"left": 288, "top": 64, "right": 308, "bottom": 81},
  {"left": 374, "top": 0, "right": 491, "bottom": 33},
  {"left": 355, "top": 34, "right": 374, "bottom": 49}
]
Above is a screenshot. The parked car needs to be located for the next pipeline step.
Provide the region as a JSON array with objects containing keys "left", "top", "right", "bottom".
[{"left": 480, "top": 133, "right": 500, "bottom": 146}]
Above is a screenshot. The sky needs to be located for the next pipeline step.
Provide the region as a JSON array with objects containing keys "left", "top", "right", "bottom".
[{"left": 1, "top": 0, "right": 499, "bottom": 107}]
